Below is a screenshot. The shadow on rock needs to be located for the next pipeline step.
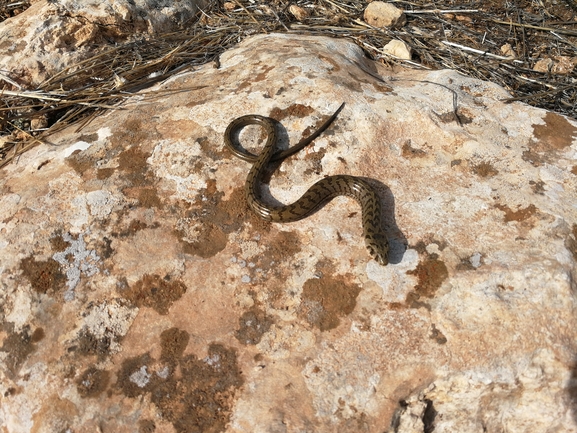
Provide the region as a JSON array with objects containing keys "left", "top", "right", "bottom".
[{"left": 570, "top": 356, "right": 577, "bottom": 427}]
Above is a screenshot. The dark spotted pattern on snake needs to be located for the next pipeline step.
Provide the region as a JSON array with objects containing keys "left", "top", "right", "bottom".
[{"left": 224, "top": 103, "right": 389, "bottom": 265}]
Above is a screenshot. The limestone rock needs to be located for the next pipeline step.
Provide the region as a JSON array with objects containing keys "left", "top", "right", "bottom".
[
  {"left": 382, "top": 39, "right": 412, "bottom": 60},
  {"left": 533, "top": 56, "right": 577, "bottom": 74},
  {"left": 0, "top": 0, "right": 208, "bottom": 87},
  {"left": 1, "top": 33, "right": 577, "bottom": 433},
  {"left": 364, "top": 1, "right": 407, "bottom": 28},
  {"left": 500, "top": 43, "right": 516, "bottom": 58}
]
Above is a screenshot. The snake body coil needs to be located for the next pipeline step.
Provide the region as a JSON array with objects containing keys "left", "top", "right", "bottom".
[{"left": 224, "top": 103, "right": 389, "bottom": 265}]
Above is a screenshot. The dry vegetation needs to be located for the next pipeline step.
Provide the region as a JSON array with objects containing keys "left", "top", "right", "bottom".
[{"left": 1, "top": 0, "right": 576, "bottom": 167}]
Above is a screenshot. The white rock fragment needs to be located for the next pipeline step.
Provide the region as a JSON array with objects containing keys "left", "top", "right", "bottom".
[
  {"left": 382, "top": 39, "right": 412, "bottom": 60},
  {"left": 500, "top": 43, "right": 515, "bottom": 58},
  {"left": 364, "top": 2, "right": 407, "bottom": 28}
]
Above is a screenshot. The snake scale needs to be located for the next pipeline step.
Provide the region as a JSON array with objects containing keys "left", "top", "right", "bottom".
[{"left": 224, "top": 103, "right": 389, "bottom": 265}]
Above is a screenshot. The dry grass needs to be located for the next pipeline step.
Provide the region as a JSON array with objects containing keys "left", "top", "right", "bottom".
[{"left": 1, "top": 0, "right": 576, "bottom": 167}]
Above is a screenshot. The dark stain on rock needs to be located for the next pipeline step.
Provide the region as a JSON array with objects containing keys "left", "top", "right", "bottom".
[
  {"left": 455, "top": 257, "right": 476, "bottom": 271},
  {"left": 177, "top": 183, "right": 267, "bottom": 259},
  {"left": 244, "top": 230, "right": 302, "bottom": 298},
  {"left": 429, "top": 324, "right": 447, "bottom": 344},
  {"left": 153, "top": 343, "right": 243, "bottom": 433},
  {"left": 437, "top": 109, "right": 473, "bottom": 124},
  {"left": 521, "top": 149, "right": 545, "bottom": 167},
  {"left": 237, "top": 79, "right": 252, "bottom": 93},
  {"left": 50, "top": 231, "right": 71, "bottom": 252},
  {"left": 304, "top": 108, "right": 342, "bottom": 141},
  {"left": 113, "top": 219, "right": 159, "bottom": 238},
  {"left": 31, "top": 327, "right": 45, "bottom": 343},
  {"left": 160, "top": 327, "right": 190, "bottom": 363},
  {"left": 111, "top": 117, "right": 152, "bottom": 152},
  {"left": 253, "top": 65, "right": 275, "bottom": 83},
  {"left": 529, "top": 180, "right": 545, "bottom": 195},
  {"left": 19, "top": 256, "right": 65, "bottom": 294},
  {"left": 472, "top": 161, "right": 499, "bottom": 178},
  {"left": 67, "top": 149, "right": 95, "bottom": 175},
  {"left": 128, "top": 219, "right": 150, "bottom": 233},
  {"left": 495, "top": 203, "right": 537, "bottom": 223},
  {"left": 343, "top": 72, "right": 365, "bottom": 93},
  {"left": 571, "top": 165, "right": 577, "bottom": 176},
  {"left": 402, "top": 140, "right": 427, "bottom": 158},
  {"left": 298, "top": 260, "right": 361, "bottom": 331},
  {"left": 138, "top": 419, "right": 156, "bottom": 433},
  {"left": 303, "top": 146, "right": 326, "bottom": 176},
  {"left": 197, "top": 136, "right": 226, "bottom": 161},
  {"left": 78, "top": 133, "right": 99, "bottom": 143},
  {"left": 565, "top": 224, "right": 577, "bottom": 261},
  {"left": 524, "top": 113, "right": 577, "bottom": 167},
  {"left": 116, "top": 145, "right": 163, "bottom": 209},
  {"left": 100, "top": 236, "right": 114, "bottom": 259},
  {"left": 74, "top": 328, "right": 111, "bottom": 359},
  {"left": 406, "top": 256, "right": 448, "bottom": 309},
  {"left": 181, "top": 223, "right": 228, "bottom": 258},
  {"left": 532, "top": 112, "right": 577, "bottom": 152},
  {"left": 124, "top": 274, "right": 187, "bottom": 315},
  {"left": 136, "top": 187, "right": 162, "bottom": 208},
  {"left": 117, "top": 353, "right": 155, "bottom": 398},
  {"left": 234, "top": 307, "right": 273, "bottom": 345},
  {"left": 176, "top": 180, "right": 227, "bottom": 258},
  {"left": 117, "top": 147, "right": 153, "bottom": 185},
  {"left": 221, "top": 185, "right": 271, "bottom": 233},
  {"left": 4, "top": 387, "right": 18, "bottom": 397},
  {"left": 118, "top": 338, "right": 243, "bottom": 433},
  {"left": 372, "top": 82, "right": 394, "bottom": 93},
  {"left": 318, "top": 54, "right": 342, "bottom": 73},
  {"left": 412, "top": 238, "right": 447, "bottom": 255},
  {"left": 96, "top": 167, "right": 115, "bottom": 180},
  {"left": 270, "top": 103, "right": 315, "bottom": 122},
  {"left": 0, "top": 324, "right": 40, "bottom": 375},
  {"left": 76, "top": 366, "right": 110, "bottom": 398}
]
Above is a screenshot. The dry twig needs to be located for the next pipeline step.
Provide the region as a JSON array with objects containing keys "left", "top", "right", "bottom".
[{"left": 1, "top": 0, "right": 576, "bottom": 167}]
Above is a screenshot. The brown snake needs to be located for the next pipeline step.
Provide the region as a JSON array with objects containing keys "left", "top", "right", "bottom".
[{"left": 224, "top": 103, "right": 389, "bottom": 265}]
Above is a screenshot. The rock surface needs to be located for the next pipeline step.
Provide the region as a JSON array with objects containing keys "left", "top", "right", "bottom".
[
  {"left": 0, "top": 0, "right": 208, "bottom": 87},
  {"left": 1, "top": 33, "right": 577, "bottom": 433}
]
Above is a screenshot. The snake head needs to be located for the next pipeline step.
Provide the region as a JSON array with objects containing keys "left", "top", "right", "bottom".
[{"left": 366, "top": 234, "right": 389, "bottom": 266}]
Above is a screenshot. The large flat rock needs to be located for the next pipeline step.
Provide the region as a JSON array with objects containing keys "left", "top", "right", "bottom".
[{"left": 1, "top": 33, "right": 576, "bottom": 433}]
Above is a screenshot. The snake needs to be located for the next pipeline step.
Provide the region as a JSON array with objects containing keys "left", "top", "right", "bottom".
[{"left": 224, "top": 103, "right": 389, "bottom": 266}]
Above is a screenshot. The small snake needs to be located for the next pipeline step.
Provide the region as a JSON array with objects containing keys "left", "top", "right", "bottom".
[{"left": 224, "top": 103, "right": 389, "bottom": 265}]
